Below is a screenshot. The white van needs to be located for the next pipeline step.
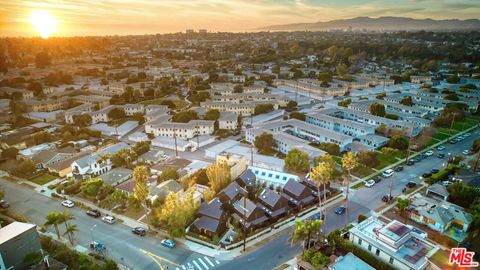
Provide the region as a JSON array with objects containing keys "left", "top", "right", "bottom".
[{"left": 382, "top": 169, "right": 394, "bottom": 178}]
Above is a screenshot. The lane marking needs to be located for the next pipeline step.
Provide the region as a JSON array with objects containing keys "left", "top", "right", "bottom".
[
  {"left": 215, "top": 260, "right": 220, "bottom": 264},
  {"left": 192, "top": 260, "right": 202, "bottom": 270},
  {"left": 204, "top": 256, "right": 215, "bottom": 267},
  {"left": 198, "top": 257, "right": 209, "bottom": 269},
  {"left": 140, "top": 248, "right": 181, "bottom": 267}
]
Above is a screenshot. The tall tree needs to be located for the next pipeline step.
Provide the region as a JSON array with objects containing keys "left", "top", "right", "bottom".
[
  {"left": 206, "top": 162, "right": 231, "bottom": 194},
  {"left": 254, "top": 133, "right": 274, "bottom": 154},
  {"left": 44, "top": 211, "right": 61, "bottom": 239},
  {"left": 63, "top": 223, "right": 78, "bottom": 245},
  {"left": 290, "top": 220, "right": 322, "bottom": 254},
  {"left": 310, "top": 154, "right": 336, "bottom": 226},
  {"left": 341, "top": 152, "right": 359, "bottom": 214},
  {"left": 285, "top": 148, "right": 310, "bottom": 173},
  {"left": 133, "top": 166, "right": 151, "bottom": 227}
]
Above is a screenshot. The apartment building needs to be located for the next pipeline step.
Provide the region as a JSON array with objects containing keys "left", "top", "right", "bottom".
[
  {"left": 245, "top": 118, "right": 353, "bottom": 152},
  {"left": 274, "top": 79, "right": 348, "bottom": 96},
  {"left": 320, "top": 107, "right": 420, "bottom": 137},
  {"left": 410, "top": 76, "right": 432, "bottom": 84},
  {"left": 211, "top": 93, "right": 288, "bottom": 106},
  {"left": 64, "top": 103, "right": 97, "bottom": 124},
  {"left": 72, "top": 95, "right": 111, "bottom": 109},
  {"left": 0, "top": 87, "right": 34, "bottom": 99},
  {"left": 124, "top": 103, "right": 145, "bottom": 116},
  {"left": 349, "top": 217, "right": 438, "bottom": 270},
  {"left": 24, "top": 96, "right": 69, "bottom": 112},
  {"left": 200, "top": 101, "right": 279, "bottom": 116},
  {"left": 306, "top": 112, "right": 375, "bottom": 137},
  {"left": 147, "top": 119, "right": 214, "bottom": 139},
  {"left": 219, "top": 111, "right": 238, "bottom": 130},
  {"left": 348, "top": 100, "right": 429, "bottom": 118}
]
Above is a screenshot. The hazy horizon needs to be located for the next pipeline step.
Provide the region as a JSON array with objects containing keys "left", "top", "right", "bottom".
[{"left": 1, "top": 0, "right": 480, "bottom": 38}]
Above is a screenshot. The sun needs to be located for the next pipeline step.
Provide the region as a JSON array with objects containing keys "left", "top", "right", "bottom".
[{"left": 29, "top": 10, "right": 56, "bottom": 39}]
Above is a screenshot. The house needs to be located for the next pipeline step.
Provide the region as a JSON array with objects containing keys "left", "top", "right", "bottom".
[
  {"left": 425, "top": 183, "right": 449, "bottom": 201},
  {"left": 98, "top": 168, "right": 132, "bottom": 186},
  {"left": 408, "top": 193, "right": 472, "bottom": 241},
  {"left": 31, "top": 147, "right": 76, "bottom": 169},
  {"left": 190, "top": 198, "right": 228, "bottom": 238},
  {"left": 328, "top": 253, "right": 375, "bottom": 270},
  {"left": 234, "top": 169, "right": 257, "bottom": 189},
  {"left": 0, "top": 222, "right": 42, "bottom": 270},
  {"left": 349, "top": 217, "right": 438, "bottom": 270},
  {"left": 47, "top": 150, "right": 92, "bottom": 178},
  {"left": 219, "top": 111, "right": 238, "bottom": 130},
  {"left": 231, "top": 195, "right": 268, "bottom": 230},
  {"left": 218, "top": 181, "right": 244, "bottom": 205},
  {"left": 257, "top": 189, "right": 290, "bottom": 220},
  {"left": 150, "top": 157, "right": 191, "bottom": 175},
  {"left": 124, "top": 103, "right": 145, "bottom": 116},
  {"left": 149, "top": 179, "right": 183, "bottom": 201},
  {"left": 248, "top": 166, "right": 300, "bottom": 189},
  {"left": 282, "top": 179, "right": 316, "bottom": 208}
]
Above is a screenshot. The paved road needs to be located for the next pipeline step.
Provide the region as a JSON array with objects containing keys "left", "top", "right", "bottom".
[
  {"left": 1, "top": 179, "right": 218, "bottom": 270},
  {"left": 3, "top": 129, "right": 478, "bottom": 270}
]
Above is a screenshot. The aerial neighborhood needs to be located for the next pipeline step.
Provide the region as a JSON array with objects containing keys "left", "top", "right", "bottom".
[{"left": 1, "top": 24, "right": 480, "bottom": 270}]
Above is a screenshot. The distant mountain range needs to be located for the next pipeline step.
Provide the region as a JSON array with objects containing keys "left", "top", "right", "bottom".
[{"left": 258, "top": 16, "right": 480, "bottom": 32}]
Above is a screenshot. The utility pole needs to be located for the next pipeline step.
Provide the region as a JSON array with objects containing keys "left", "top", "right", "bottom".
[
  {"left": 196, "top": 124, "right": 199, "bottom": 150},
  {"left": 173, "top": 126, "right": 178, "bottom": 157},
  {"left": 474, "top": 150, "right": 480, "bottom": 172},
  {"left": 389, "top": 174, "right": 394, "bottom": 200},
  {"left": 449, "top": 112, "right": 458, "bottom": 139}
]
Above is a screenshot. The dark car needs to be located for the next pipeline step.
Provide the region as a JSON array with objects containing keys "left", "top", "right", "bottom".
[
  {"left": 437, "top": 153, "right": 445, "bottom": 158},
  {"left": 86, "top": 209, "right": 101, "bottom": 218},
  {"left": 450, "top": 140, "right": 457, "bottom": 144},
  {"left": 420, "top": 154, "right": 428, "bottom": 159},
  {"left": 394, "top": 166, "right": 404, "bottom": 172},
  {"left": 382, "top": 195, "right": 393, "bottom": 202},
  {"left": 373, "top": 176, "right": 382, "bottom": 183},
  {"left": 335, "top": 206, "right": 346, "bottom": 215},
  {"left": 406, "top": 181, "right": 417, "bottom": 188},
  {"left": 406, "top": 160, "right": 415, "bottom": 166},
  {"left": 413, "top": 157, "right": 421, "bottom": 163},
  {"left": 0, "top": 200, "right": 9, "bottom": 209},
  {"left": 422, "top": 172, "right": 432, "bottom": 178},
  {"left": 132, "top": 227, "right": 146, "bottom": 236},
  {"left": 431, "top": 168, "right": 439, "bottom": 174}
]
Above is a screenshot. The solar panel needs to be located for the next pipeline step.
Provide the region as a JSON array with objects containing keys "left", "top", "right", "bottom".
[{"left": 387, "top": 221, "right": 410, "bottom": 237}]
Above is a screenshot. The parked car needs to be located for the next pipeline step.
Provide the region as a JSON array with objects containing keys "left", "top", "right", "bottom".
[
  {"left": 462, "top": 150, "right": 470, "bottom": 155},
  {"left": 382, "top": 195, "right": 393, "bottom": 202},
  {"left": 441, "top": 181, "right": 454, "bottom": 187},
  {"left": 161, "top": 239, "right": 176, "bottom": 248},
  {"left": 394, "top": 166, "right": 404, "bottom": 172},
  {"left": 406, "top": 181, "right": 417, "bottom": 188},
  {"left": 382, "top": 169, "right": 394, "bottom": 178},
  {"left": 86, "top": 209, "right": 101, "bottom": 218},
  {"left": 0, "top": 200, "right": 9, "bottom": 209},
  {"left": 412, "top": 157, "right": 421, "bottom": 163},
  {"left": 420, "top": 154, "right": 428, "bottom": 159},
  {"left": 102, "top": 215, "right": 116, "bottom": 224},
  {"left": 450, "top": 140, "right": 457, "bottom": 144},
  {"left": 373, "top": 176, "right": 382, "bottom": 183},
  {"left": 451, "top": 177, "right": 463, "bottom": 183},
  {"left": 311, "top": 213, "right": 324, "bottom": 221},
  {"left": 132, "top": 227, "right": 146, "bottom": 236},
  {"left": 335, "top": 206, "right": 346, "bottom": 215},
  {"left": 437, "top": 146, "right": 446, "bottom": 151},
  {"left": 406, "top": 160, "right": 415, "bottom": 166},
  {"left": 425, "top": 150, "right": 434, "bottom": 156},
  {"left": 465, "top": 133, "right": 471, "bottom": 137},
  {"left": 431, "top": 168, "right": 439, "bottom": 174},
  {"left": 90, "top": 241, "right": 106, "bottom": 253},
  {"left": 61, "top": 200, "right": 75, "bottom": 208},
  {"left": 365, "top": 180, "right": 375, "bottom": 187},
  {"left": 422, "top": 172, "right": 432, "bottom": 178},
  {"left": 437, "top": 153, "right": 445, "bottom": 158}
]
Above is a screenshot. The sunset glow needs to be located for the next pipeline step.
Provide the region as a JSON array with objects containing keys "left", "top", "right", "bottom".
[{"left": 29, "top": 10, "right": 56, "bottom": 39}]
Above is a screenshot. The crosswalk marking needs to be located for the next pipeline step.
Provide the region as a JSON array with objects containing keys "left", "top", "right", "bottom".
[
  {"left": 181, "top": 266, "right": 186, "bottom": 270},
  {"left": 204, "top": 256, "right": 215, "bottom": 267},
  {"left": 198, "top": 257, "right": 209, "bottom": 269},
  {"left": 215, "top": 260, "right": 220, "bottom": 265},
  {"left": 192, "top": 260, "right": 201, "bottom": 269}
]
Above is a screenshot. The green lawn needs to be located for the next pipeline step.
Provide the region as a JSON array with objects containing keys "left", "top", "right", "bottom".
[
  {"left": 351, "top": 165, "right": 375, "bottom": 178},
  {"left": 375, "top": 152, "right": 400, "bottom": 170},
  {"left": 351, "top": 181, "right": 366, "bottom": 190},
  {"left": 432, "top": 132, "right": 450, "bottom": 140},
  {"left": 30, "top": 173, "right": 56, "bottom": 185}
]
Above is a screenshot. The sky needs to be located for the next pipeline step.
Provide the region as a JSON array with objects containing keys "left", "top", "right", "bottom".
[{"left": 1, "top": 0, "right": 479, "bottom": 37}]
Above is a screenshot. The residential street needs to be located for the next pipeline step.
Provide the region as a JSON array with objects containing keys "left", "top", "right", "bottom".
[{"left": 2, "top": 128, "right": 478, "bottom": 270}]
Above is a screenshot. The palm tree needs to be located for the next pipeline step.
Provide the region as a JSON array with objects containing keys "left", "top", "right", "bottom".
[
  {"left": 311, "top": 155, "right": 336, "bottom": 229},
  {"left": 44, "top": 211, "right": 62, "bottom": 239},
  {"left": 57, "top": 210, "right": 75, "bottom": 232},
  {"left": 397, "top": 198, "right": 410, "bottom": 224},
  {"left": 63, "top": 223, "right": 78, "bottom": 245},
  {"left": 290, "top": 220, "right": 322, "bottom": 254},
  {"left": 133, "top": 165, "right": 151, "bottom": 228},
  {"left": 341, "top": 152, "right": 359, "bottom": 214}
]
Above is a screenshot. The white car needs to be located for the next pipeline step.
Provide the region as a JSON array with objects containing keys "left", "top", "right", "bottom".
[
  {"left": 382, "top": 169, "right": 394, "bottom": 178},
  {"left": 441, "top": 181, "right": 453, "bottom": 187},
  {"left": 61, "top": 200, "right": 75, "bottom": 208},
  {"left": 425, "top": 150, "right": 434, "bottom": 156},
  {"left": 102, "top": 215, "right": 116, "bottom": 224},
  {"left": 437, "top": 146, "right": 445, "bottom": 151},
  {"left": 462, "top": 150, "right": 470, "bottom": 155},
  {"left": 365, "top": 180, "right": 375, "bottom": 187}
]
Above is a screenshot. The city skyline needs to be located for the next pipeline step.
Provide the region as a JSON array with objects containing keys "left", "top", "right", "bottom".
[{"left": 1, "top": 0, "right": 480, "bottom": 37}]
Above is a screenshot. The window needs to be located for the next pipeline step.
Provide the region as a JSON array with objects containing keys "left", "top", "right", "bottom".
[
  {"left": 358, "top": 239, "right": 362, "bottom": 245},
  {"left": 375, "top": 249, "right": 380, "bottom": 256},
  {"left": 368, "top": 244, "right": 372, "bottom": 251},
  {"left": 389, "top": 257, "right": 394, "bottom": 264}
]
